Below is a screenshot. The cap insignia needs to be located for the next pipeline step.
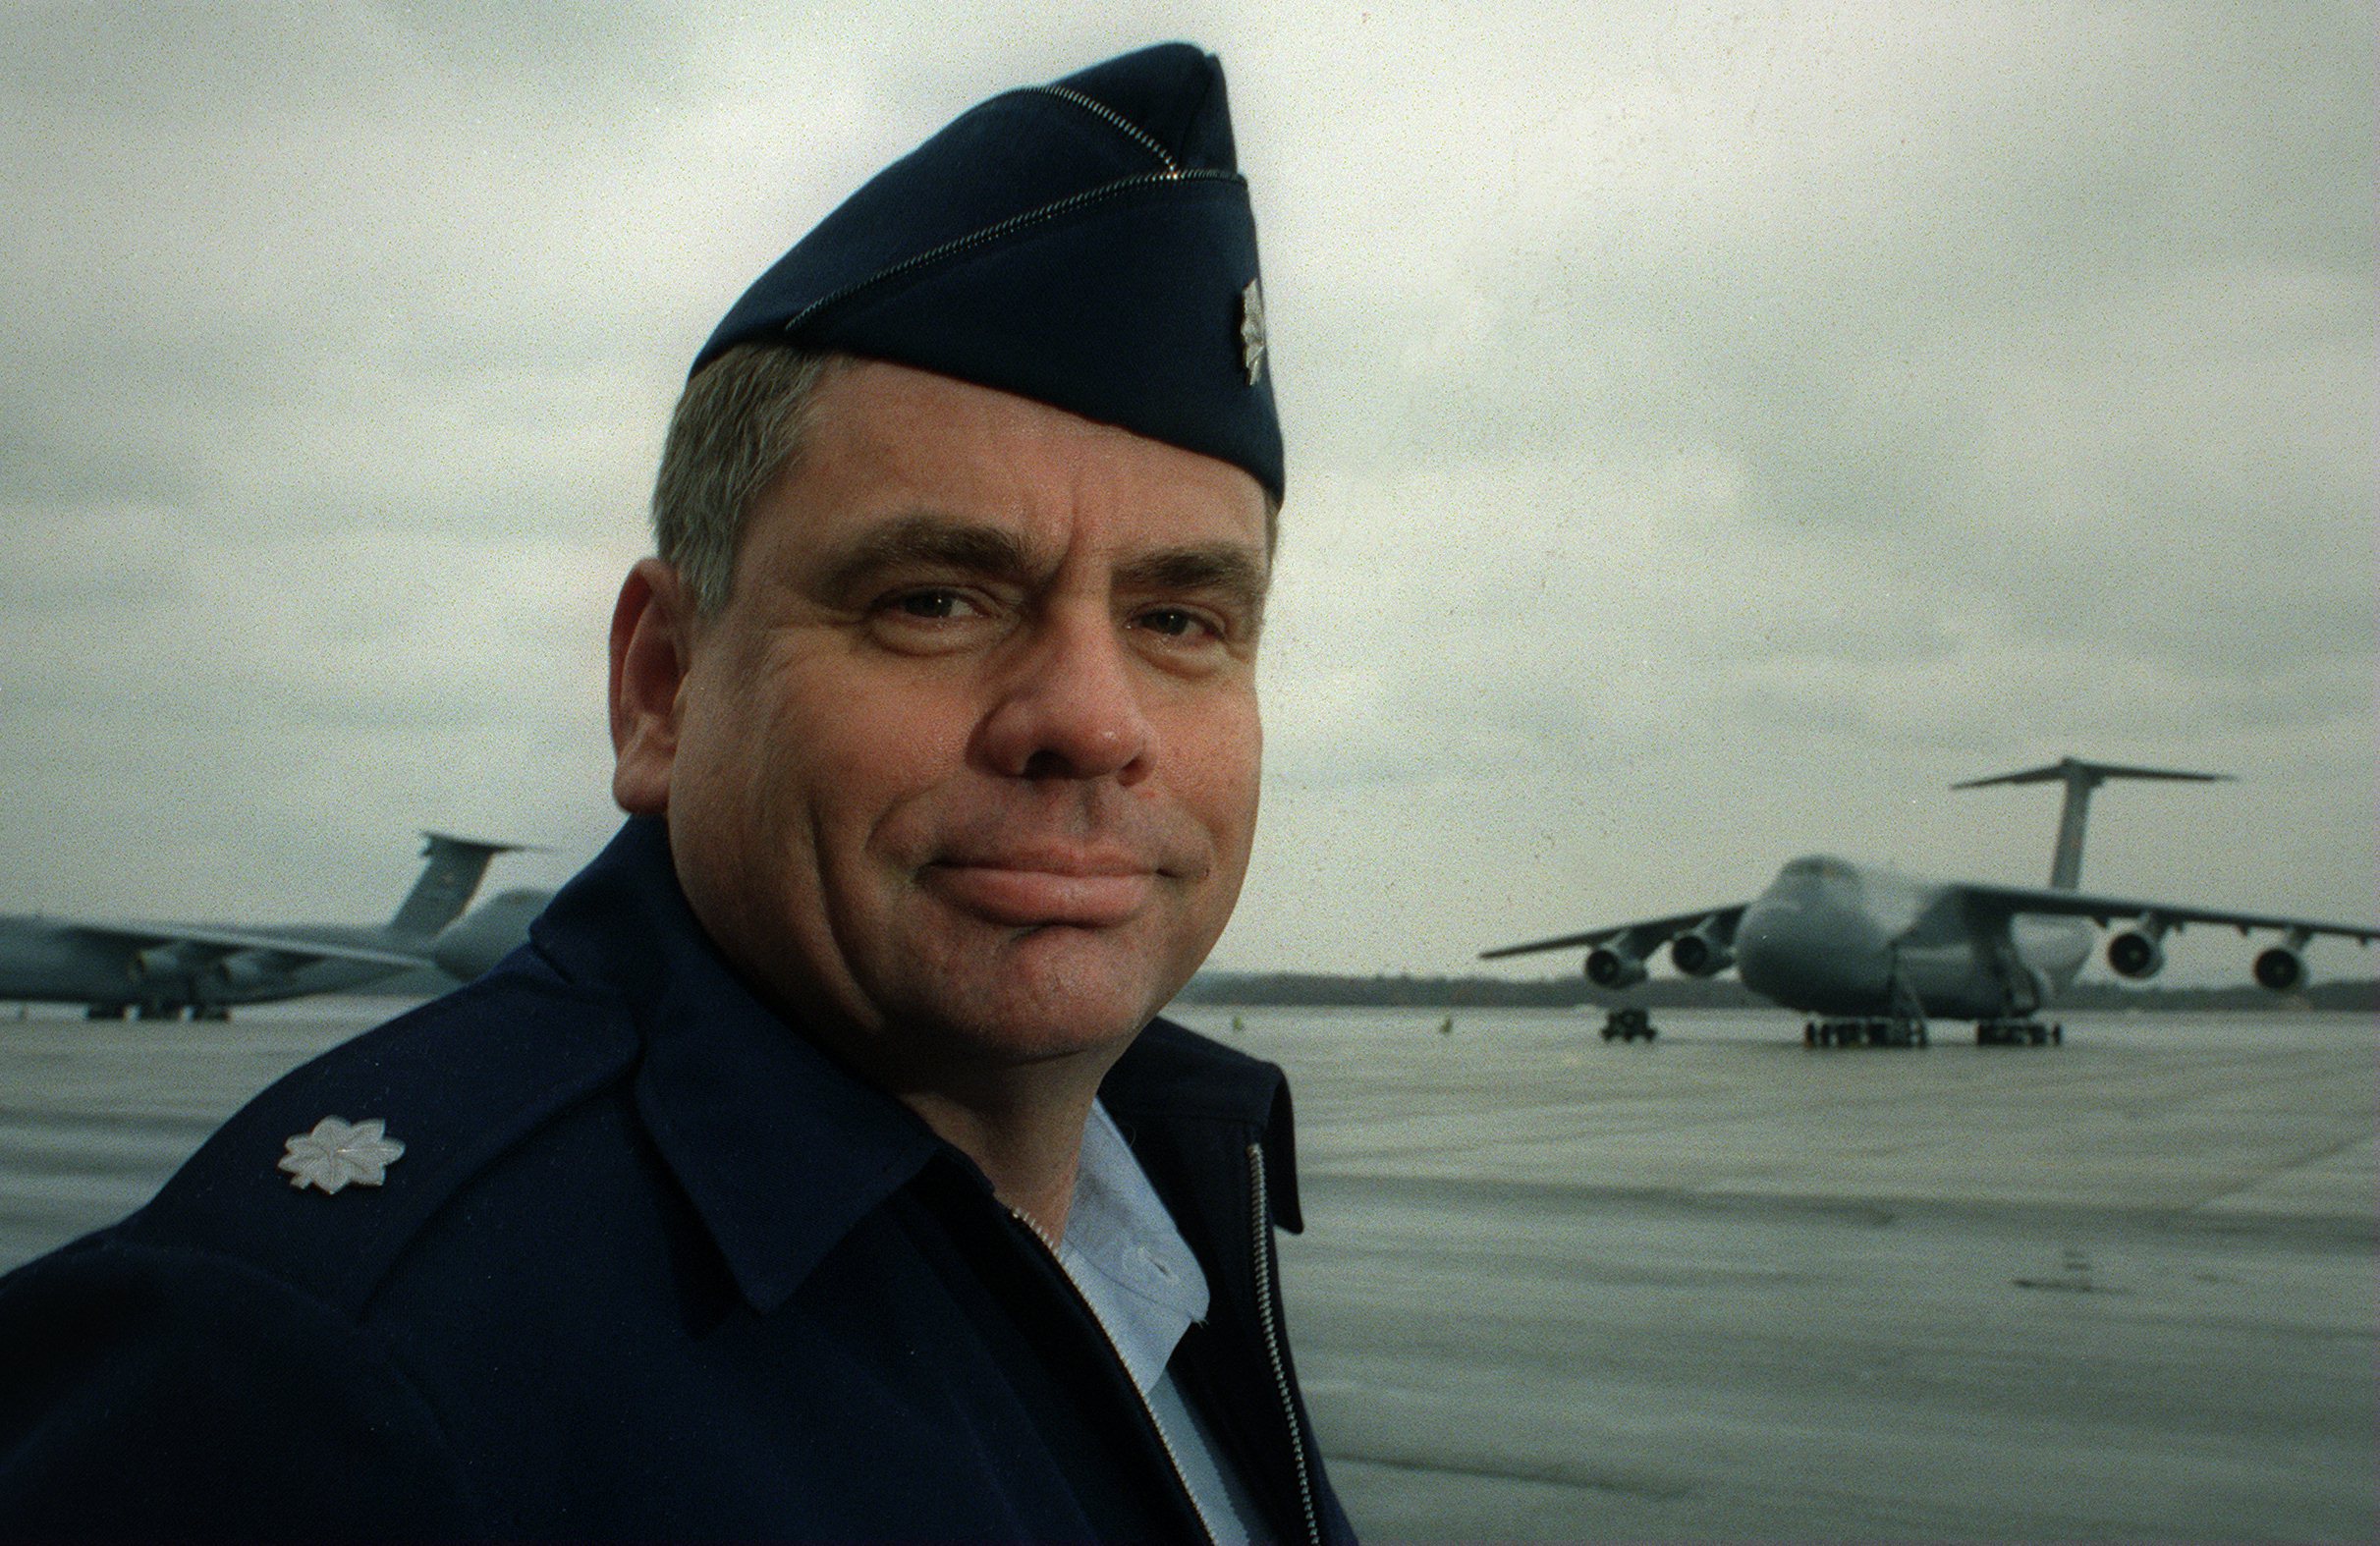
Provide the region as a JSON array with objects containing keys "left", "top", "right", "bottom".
[
  {"left": 280, "top": 1116, "right": 405, "bottom": 1194},
  {"left": 1238, "top": 279, "right": 1266, "bottom": 387}
]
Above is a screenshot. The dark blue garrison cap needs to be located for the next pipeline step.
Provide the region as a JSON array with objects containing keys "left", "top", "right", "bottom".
[{"left": 692, "top": 42, "right": 1282, "bottom": 499}]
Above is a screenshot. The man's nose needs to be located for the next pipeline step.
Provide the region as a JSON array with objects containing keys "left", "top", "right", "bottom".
[{"left": 974, "top": 608, "right": 1153, "bottom": 783}]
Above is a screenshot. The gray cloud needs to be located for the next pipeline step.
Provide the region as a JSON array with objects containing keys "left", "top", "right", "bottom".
[{"left": 0, "top": 2, "right": 2368, "bottom": 983}]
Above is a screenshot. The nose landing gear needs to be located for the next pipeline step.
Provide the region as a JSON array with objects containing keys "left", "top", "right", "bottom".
[
  {"left": 1806, "top": 967, "right": 1931, "bottom": 1048},
  {"left": 1803, "top": 1017, "right": 1929, "bottom": 1049},
  {"left": 1976, "top": 1020, "right": 2063, "bottom": 1046}
]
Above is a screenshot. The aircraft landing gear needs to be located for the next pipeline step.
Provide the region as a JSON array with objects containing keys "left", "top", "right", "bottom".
[
  {"left": 1806, "top": 1016, "right": 1929, "bottom": 1049},
  {"left": 1976, "top": 1020, "right": 2064, "bottom": 1046},
  {"left": 1803, "top": 962, "right": 1933, "bottom": 1049},
  {"left": 192, "top": 1005, "right": 232, "bottom": 1022},
  {"left": 1600, "top": 1007, "right": 1657, "bottom": 1043},
  {"left": 85, "top": 1003, "right": 129, "bottom": 1021}
]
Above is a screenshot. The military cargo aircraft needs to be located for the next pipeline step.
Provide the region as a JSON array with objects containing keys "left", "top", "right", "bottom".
[
  {"left": 0, "top": 833, "right": 539, "bottom": 1021},
  {"left": 1482, "top": 758, "right": 2379, "bottom": 1048}
]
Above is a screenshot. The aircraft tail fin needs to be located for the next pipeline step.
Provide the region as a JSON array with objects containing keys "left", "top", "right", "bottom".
[
  {"left": 388, "top": 833, "right": 531, "bottom": 939},
  {"left": 1954, "top": 757, "right": 2230, "bottom": 891}
]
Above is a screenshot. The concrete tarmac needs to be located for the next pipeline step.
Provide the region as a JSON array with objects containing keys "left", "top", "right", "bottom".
[
  {"left": 1225, "top": 1006, "right": 2376, "bottom": 1542},
  {"left": 1, "top": 1000, "right": 2372, "bottom": 1541}
]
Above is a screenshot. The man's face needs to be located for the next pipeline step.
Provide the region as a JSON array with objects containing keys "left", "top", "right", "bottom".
[{"left": 622, "top": 360, "right": 1268, "bottom": 1085}]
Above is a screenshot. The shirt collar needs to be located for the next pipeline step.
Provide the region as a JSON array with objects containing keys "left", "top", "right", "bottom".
[{"left": 1056, "top": 1100, "right": 1209, "bottom": 1393}]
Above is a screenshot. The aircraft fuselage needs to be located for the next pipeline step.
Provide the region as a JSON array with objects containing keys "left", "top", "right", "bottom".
[
  {"left": 1734, "top": 856, "right": 2089, "bottom": 1021},
  {"left": 0, "top": 916, "right": 414, "bottom": 1013},
  {"left": 0, "top": 832, "right": 533, "bottom": 1019}
]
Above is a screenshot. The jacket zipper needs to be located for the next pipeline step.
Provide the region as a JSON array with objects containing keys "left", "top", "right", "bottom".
[
  {"left": 1247, "top": 1142, "right": 1322, "bottom": 1545},
  {"left": 1006, "top": 1206, "right": 1220, "bottom": 1546}
]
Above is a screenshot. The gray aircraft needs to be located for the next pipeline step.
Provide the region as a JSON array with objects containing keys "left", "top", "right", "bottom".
[
  {"left": 1482, "top": 758, "right": 2379, "bottom": 1047},
  {"left": 0, "top": 833, "right": 539, "bottom": 1021}
]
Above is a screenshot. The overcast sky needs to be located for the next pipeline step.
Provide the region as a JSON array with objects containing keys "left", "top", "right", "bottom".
[{"left": 2, "top": 2, "right": 2371, "bottom": 989}]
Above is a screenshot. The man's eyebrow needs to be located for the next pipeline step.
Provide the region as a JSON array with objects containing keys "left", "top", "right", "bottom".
[
  {"left": 814, "top": 513, "right": 1269, "bottom": 612},
  {"left": 1115, "top": 545, "right": 1271, "bottom": 615},
  {"left": 813, "top": 514, "right": 1035, "bottom": 596}
]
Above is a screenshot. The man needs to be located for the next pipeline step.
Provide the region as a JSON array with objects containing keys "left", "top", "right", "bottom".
[{"left": 0, "top": 43, "right": 1354, "bottom": 1542}]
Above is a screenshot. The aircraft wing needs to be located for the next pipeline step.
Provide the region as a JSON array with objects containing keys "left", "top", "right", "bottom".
[
  {"left": 65, "top": 919, "right": 435, "bottom": 969},
  {"left": 1937, "top": 883, "right": 2380, "bottom": 944},
  {"left": 1480, "top": 904, "right": 1749, "bottom": 961}
]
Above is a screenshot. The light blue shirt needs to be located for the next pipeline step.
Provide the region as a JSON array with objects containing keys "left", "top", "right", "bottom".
[{"left": 1057, "top": 1101, "right": 1268, "bottom": 1545}]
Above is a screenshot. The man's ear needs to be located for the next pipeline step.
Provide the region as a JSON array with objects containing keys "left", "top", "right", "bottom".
[{"left": 610, "top": 558, "right": 698, "bottom": 815}]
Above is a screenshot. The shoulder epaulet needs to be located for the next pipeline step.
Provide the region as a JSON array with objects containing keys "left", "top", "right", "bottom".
[{"left": 120, "top": 966, "right": 639, "bottom": 1315}]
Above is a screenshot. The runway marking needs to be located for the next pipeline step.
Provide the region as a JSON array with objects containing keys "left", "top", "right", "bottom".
[
  {"left": 2181, "top": 1129, "right": 2379, "bottom": 1214},
  {"left": 1323, "top": 1447, "right": 1693, "bottom": 1500}
]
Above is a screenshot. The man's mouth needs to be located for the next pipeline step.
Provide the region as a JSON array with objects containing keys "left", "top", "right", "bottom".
[{"left": 918, "top": 848, "right": 1159, "bottom": 928}]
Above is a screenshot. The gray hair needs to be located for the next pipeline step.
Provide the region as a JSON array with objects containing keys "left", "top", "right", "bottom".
[
  {"left": 649, "top": 344, "right": 850, "bottom": 617},
  {"left": 649, "top": 346, "right": 1280, "bottom": 616}
]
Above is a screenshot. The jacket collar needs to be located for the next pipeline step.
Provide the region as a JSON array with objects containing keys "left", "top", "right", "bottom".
[
  {"left": 1102, "top": 1018, "right": 1301, "bottom": 1234},
  {"left": 529, "top": 819, "right": 947, "bottom": 1313},
  {"left": 528, "top": 817, "right": 1299, "bottom": 1313}
]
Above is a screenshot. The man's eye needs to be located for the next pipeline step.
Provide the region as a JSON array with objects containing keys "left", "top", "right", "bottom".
[
  {"left": 888, "top": 589, "right": 972, "bottom": 620},
  {"left": 1135, "top": 607, "right": 1218, "bottom": 640}
]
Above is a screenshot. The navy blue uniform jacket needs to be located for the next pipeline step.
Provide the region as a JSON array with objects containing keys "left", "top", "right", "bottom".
[{"left": 0, "top": 819, "right": 1356, "bottom": 1542}]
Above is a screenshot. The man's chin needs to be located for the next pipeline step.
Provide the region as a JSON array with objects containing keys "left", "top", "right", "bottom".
[
  {"left": 929, "top": 987, "right": 1165, "bottom": 1068},
  {"left": 883, "top": 928, "right": 1188, "bottom": 1069}
]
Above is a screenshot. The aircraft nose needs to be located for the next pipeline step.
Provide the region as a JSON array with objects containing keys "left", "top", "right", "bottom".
[{"left": 1736, "top": 895, "right": 1892, "bottom": 1010}]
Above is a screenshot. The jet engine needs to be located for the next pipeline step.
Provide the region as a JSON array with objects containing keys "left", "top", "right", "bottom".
[
  {"left": 2105, "top": 930, "right": 2166, "bottom": 979},
  {"left": 130, "top": 944, "right": 195, "bottom": 985},
  {"left": 2251, "top": 945, "right": 2306, "bottom": 993},
  {"left": 1669, "top": 927, "right": 1735, "bottom": 978},
  {"left": 1583, "top": 945, "right": 1648, "bottom": 990},
  {"left": 211, "top": 950, "right": 286, "bottom": 994}
]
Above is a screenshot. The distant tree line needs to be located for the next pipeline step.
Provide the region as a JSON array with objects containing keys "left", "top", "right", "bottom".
[
  {"left": 362, "top": 964, "right": 2376, "bottom": 1015},
  {"left": 1176, "top": 971, "right": 2380, "bottom": 1014}
]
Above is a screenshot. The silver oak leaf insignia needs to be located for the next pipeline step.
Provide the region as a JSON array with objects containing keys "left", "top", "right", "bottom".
[{"left": 279, "top": 1116, "right": 405, "bottom": 1194}]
